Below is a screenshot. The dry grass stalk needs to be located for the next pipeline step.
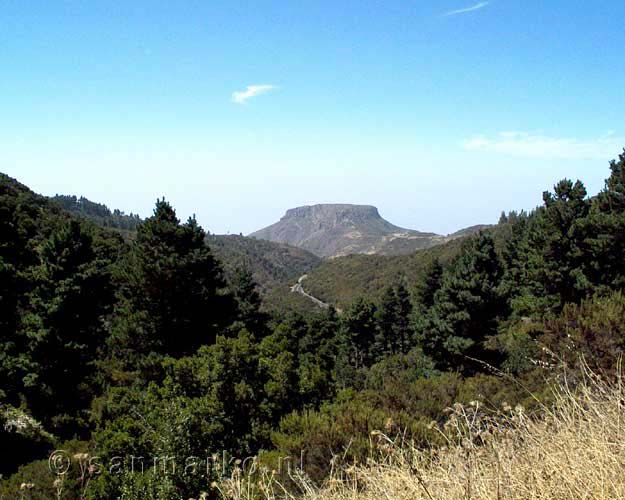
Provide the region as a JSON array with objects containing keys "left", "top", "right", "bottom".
[{"left": 218, "top": 366, "right": 625, "bottom": 500}]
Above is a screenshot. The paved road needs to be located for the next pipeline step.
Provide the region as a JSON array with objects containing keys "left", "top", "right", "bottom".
[{"left": 290, "top": 274, "right": 329, "bottom": 309}]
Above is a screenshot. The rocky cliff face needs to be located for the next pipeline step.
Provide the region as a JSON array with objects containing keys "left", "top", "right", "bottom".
[{"left": 249, "top": 204, "right": 447, "bottom": 258}]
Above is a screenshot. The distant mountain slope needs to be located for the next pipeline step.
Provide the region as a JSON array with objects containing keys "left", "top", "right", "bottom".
[
  {"left": 301, "top": 223, "right": 506, "bottom": 308},
  {"left": 1, "top": 175, "right": 80, "bottom": 240},
  {"left": 302, "top": 239, "right": 465, "bottom": 308},
  {"left": 50, "top": 193, "right": 323, "bottom": 313},
  {"left": 249, "top": 204, "right": 438, "bottom": 257},
  {"left": 448, "top": 224, "right": 493, "bottom": 238},
  {"left": 207, "top": 234, "right": 321, "bottom": 293},
  {"left": 50, "top": 192, "right": 491, "bottom": 312},
  {"left": 249, "top": 204, "right": 485, "bottom": 258},
  {"left": 51, "top": 195, "right": 141, "bottom": 232}
]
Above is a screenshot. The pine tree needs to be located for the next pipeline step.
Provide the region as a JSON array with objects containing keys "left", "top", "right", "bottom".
[
  {"left": 395, "top": 281, "right": 412, "bottom": 353},
  {"left": 343, "top": 298, "right": 378, "bottom": 367},
  {"left": 417, "top": 258, "right": 444, "bottom": 309},
  {"left": 584, "top": 151, "right": 625, "bottom": 290},
  {"left": 602, "top": 150, "right": 625, "bottom": 211},
  {"left": 259, "top": 323, "right": 299, "bottom": 419},
  {"left": 424, "top": 233, "right": 507, "bottom": 370},
  {"left": 230, "top": 266, "right": 268, "bottom": 336},
  {"left": 26, "top": 219, "right": 115, "bottom": 434},
  {"left": 541, "top": 179, "right": 591, "bottom": 305},
  {"left": 0, "top": 257, "right": 19, "bottom": 401},
  {"left": 374, "top": 285, "right": 399, "bottom": 359},
  {"left": 298, "top": 307, "right": 339, "bottom": 406},
  {"left": 116, "top": 200, "right": 235, "bottom": 359},
  {"left": 374, "top": 281, "right": 413, "bottom": 359},
  {"left": 335, "top": 298, "right": 378, "bottom": 388},
  {"left": 500, "top": 210, "right": 551, "bottom": 318}
]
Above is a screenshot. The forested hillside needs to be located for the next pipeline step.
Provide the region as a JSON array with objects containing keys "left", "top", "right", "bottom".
[
  {"left": 302, "top": 235, "right": 474, "bottom": 307},
  {"left": 51, "top": 195, "right": 142, "bottom": 233},
  {"left": 51, "top": 193, "right": 323, "bottom": 315},
  {"left": 208, "top": 234, "right": 321, "bottom": 291},
  {"left": 2, "top": 150, "right": 625, "bottom": 499},
  {"left": 207, "top": 234, "right": 323, "bottom": 314},
  {"left": 52, "top": 194, "right": 489, "bottom": 314}
]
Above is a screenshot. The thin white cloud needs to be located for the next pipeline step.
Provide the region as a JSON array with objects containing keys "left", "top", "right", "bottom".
[
  {"left": 463, "top": 131, "right": 624, "bottom": 160},
  {"left": 232, "top": 85, "right": 277, "bottom": 104},
  {"left": 443, "top": 2, "right": 489, "bottom": 16}
]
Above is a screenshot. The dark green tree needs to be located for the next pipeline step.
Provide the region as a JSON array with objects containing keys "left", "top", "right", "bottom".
[
  {"left": 25, "top": 219, "right": 115, "bottom": 434},
  {"left": 259, "top": 323, "right": 299, "bottom": 422},
  {"left": 583, "top": 150, "right": 625, "bottom": 291},
  {"left": 541, "top": 179, "right": 591, "bottom": 306},
  {"left": 93, "top": 330, "right": 269, "bottom": 499},
  {"left": 230, "top": 266, "right": 269, "bottom": 336},
  {"left": 373, "top": 285, "right": 399, "bottom": 359},
  {"left": 499, "top": 210, "right": 551, "bottom": 319},
  {"left": 342, "top": 298, "right": 378, "bottom": 368},
  {"left": 417, "top": 258, "right": 444, "bottom": 310},
  {"left": 112, "top": 200, "right": 235, "bottom": 360},
  {"left": 335, "top": 298, "right": 377, "bottom": 389},
  {"left": 298, "top": 307, "right": 340, "bottom": 407},
  {"left": 374, "top": 281, "right": 413, "bottom": 359},
  {"left": 0, "top": 258, "right": 20, "bottom": 401},
  {"left": 422, "top": 233, "right": 507, "bottom": 370}
]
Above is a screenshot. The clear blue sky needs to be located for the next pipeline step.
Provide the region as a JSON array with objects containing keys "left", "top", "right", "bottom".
[{"left": 2, "top": 0, "right": 624, "bottom": 235}]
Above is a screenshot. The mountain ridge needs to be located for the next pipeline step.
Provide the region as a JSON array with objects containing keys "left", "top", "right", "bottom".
[
  {"left": 250, "top": 203, "right": 487, "bottom": 257},
  {"left": 46, "top": 190, "right": 323, "bottom": 314}
]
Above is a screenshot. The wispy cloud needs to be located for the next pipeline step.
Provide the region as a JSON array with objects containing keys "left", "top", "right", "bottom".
[
  {"left": 232, "top": 84, "right": 277, "bottom": 104},
  {"left": 443, "top": 1, "right": 489, "bottom": 16},
  {"left": 463, "top": 131, "right": 624, "bottom": 160}
]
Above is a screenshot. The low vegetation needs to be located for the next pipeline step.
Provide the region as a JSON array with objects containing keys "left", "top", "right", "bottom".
[
  {"left": 2, "top": 149, "right": 625, "bottom": 498},
  {"left": 220, "top": 366, "right": 625, "bottom": 500}
]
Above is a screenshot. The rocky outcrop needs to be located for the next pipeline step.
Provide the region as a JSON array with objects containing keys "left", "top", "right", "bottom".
[{"left": 250, "top": 204, "right": 446, "bottom": 257}]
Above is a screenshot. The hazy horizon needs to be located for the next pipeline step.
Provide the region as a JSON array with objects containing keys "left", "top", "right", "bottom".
[{"left": 3, "top": 1, "right": 624, "bottom": 235}]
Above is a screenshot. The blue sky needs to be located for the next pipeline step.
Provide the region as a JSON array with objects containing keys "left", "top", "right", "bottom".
[{"left": 2, "top": 1, "right": 624, "bottom": 235}]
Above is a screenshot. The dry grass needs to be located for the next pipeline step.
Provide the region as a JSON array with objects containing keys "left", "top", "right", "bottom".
[{"left": 217, "top": 366, "right": 625, "bottom": 500}]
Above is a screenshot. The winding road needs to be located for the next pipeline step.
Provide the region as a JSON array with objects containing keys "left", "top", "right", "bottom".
[{"left": 290, "top": 274, "right": 329, "bottom": 309}]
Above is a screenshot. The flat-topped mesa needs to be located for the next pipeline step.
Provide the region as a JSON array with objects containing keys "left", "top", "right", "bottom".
[
  {"left": 282, "top": 204, "right": 381, "bottom": 225},
  {"left": 250, "top": 203, "right": 447, "bottom": 258}
]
